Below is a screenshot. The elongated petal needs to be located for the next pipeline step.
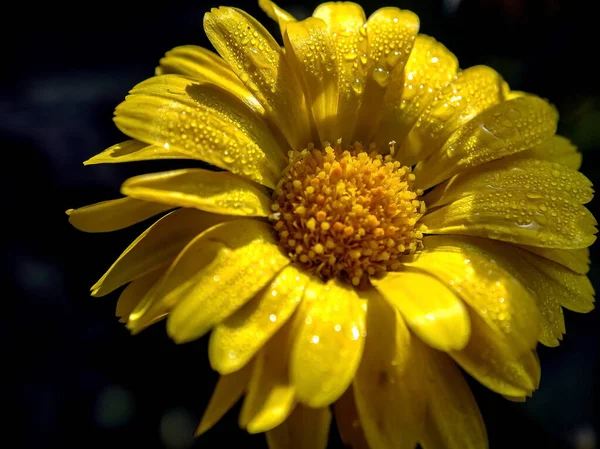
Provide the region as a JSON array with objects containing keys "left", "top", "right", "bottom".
[
  {"left": 84, "top": 139, "right": 192, "bottom": 165},
  {"left": 422, "top": 190, "right": 597, "bottom": 249},
  {"left": 516, "top": 246, "right": 590, "bottom": 275},
  {"left": 196, "top": 362, "right": 253, "bottom": 435},
  {"left": 91, "top": 208, "right": 230, "bottom": 297},
  {"left": 353, "top": 289, "right": 426, "bottom": 449},
  {"left": 239, "top": 320, "right": 296, "bottom": 433},
  {"left": 485, "top": 242, "right": 595, "bottom": 315},
  {"left": 518, "top": 135, "right": 582, "bottom": 169},
  {"left": 415, "top": 95, "right": 558, "bottom": 190},
  {"left": 116, "top": 269, "right": 164, "bottom": 323},
  {"left": 114, "top": 74, "right": 286, "bottom": 188},
  {"left": 333, "top": 388, "right": 370, "bottom": 449},
  {"left": 291, "top": 278, "right": 366, "bottom": 408},
  {"left": 204, "top": 7, "right": 313, "bottom": 150},
  {"left": 375, "top": 34, "right": 458, "bottom": 164},
  {"left": 403, "top": 65, "right": 508, "bottom": 163},
  {"left": 423, "top": 236, "right": 592, "bottom": 345},
  {"left": 259, "top": 0, "right": 297, "bottom": 34},
  {"left": 157, "top": 220, "right": 289, "bottom": 343},
  {"left": 352, "top": 7, "right": 420, "bottom": 142},
  {"left": 156, "top": 45, "right": 264, "bottom": 115},
  {"left": 121, "top": 169, "right": 272, "bottom": 217},
  {"left": 312, "top": 2, "right": 367, "bottom": 145},
  {"left": 454, "top": 238, "right": 569, "bottom": 344},
  {"left": 408, "top": 236, "right": 541, "bottom": 350},
  {"left": 209, "top": 265, "right": 309, "bottom": 374},
  {"left": 419, "top": 348, "right": 488, "bottom": 449},
  {"left": 265, "top": 405, "right": 331, "bottom": 449},
  {"left": 67, "top": 197, "right": 173, "bottom": 233},
  {"left": 424, "top": 157, "right": 593, "bottom": 209},
  {"left": 283, "top": 17, "right": 340, "bottom": 144},
  {"left": 450, "top": 309, "right": 541, "bottom": 397},
  {"left": 373, "top": 271, "right": 470, "bottom": 351}
]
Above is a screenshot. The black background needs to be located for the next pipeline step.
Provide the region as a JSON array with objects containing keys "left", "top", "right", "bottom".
[{"left": 7, "top": 0, "right": 599, "bottom": 448}]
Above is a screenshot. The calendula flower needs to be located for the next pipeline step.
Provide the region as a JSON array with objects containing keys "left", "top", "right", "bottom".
[{"left": 68, "top": 0, "right": 596, "bottom": 447}]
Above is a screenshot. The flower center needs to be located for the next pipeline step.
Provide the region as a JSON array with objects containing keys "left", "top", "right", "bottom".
[{"left": 271, "top": 141, "right": 426, "bottom": 287}]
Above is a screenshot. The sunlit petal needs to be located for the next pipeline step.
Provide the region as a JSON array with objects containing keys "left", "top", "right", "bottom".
[
  {"left": 67, "top": 196, "right": 173, "bottom": 233},
  {"left": 114, "top": 75, "right": 286, "bottom": 187},
  {"left": 204, "top": 7, "right": 313, "bottom": 149},
  {"left": 160, "top": 220, "right": 290, "bottom": 343},
  {"left": 375, "top": 34, "right": 458, "bottom": 163},
  {"left": 209, "top": 265, "right": 309, "bottom": 374},
  {"left": 239, "top": 320, "right": 296, "bottom": 433},
  {"left": 121, "top": 169, "right": 273, "bottom": 217},
  {"left": 91, "top": 209, "right": 231, "bottom": 297},
  {"left": 156, "top": 45, "right": 265, "bottom": 115},
  {"left": 409, "top": 236, "right": 541, "bottom": 350},
  {"left": 373, "top": 271, "right": 470, "bottom": 351},
  {"left": 450, "top": 309, "right": 541, "bottom": 397},
  {"left": 84, "top": 139, "right": 192, "bottom": 165},
  {"left": 403, "top": 65, "right": 508, "bottom": 164},
  {"left": 290, "top": 278, "right": 366, "bottom": 408},
  {"left": 415, "top": 95, "right": 559, "bottom": 190}
]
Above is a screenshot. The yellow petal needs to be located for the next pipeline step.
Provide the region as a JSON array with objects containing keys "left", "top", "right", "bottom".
[
  {"left": 67, "top": 197, "right": 173, "bottom": 233},
  {"left": 423, "top": 236, "right": 589, "bottom": 346},
  {"left": 352, "top": 7, "right": 420, "bottom": 142},
  {"left": 372, "top": 271, "right": 470, "bottom": 351},
  {"left": 403, "top": 65, "right": 508, "bottom": 164},
  {"left": 375, "top": 34, "right": 458, "bottom": 164},
  {"left": 419, "top": 348, "right": 488, "bottom": 449},
  {"left": 116, "top": 269, "right": 164, "bottom": 323},
  {"left": 333, "top": 388, "right": 370, "bottom": 449},
  {"left": 121, "top": 168, "right": 272, "bottom": 217},
  {"left": 312, "top": 1, "right": 367, "bottom": 145},
  {"left": 259, "top": 0, "right": 296, "bottom": 34},
  {"left": 503, "top": 394, "right": 530, "bottom": 403},
  {"left": 508, "top": 246, "right": 595, "bottom": 315},
  {"left": 353, "top": 289, "right": 426, "bottom": 449},
  {"left": 204, "top": 7, "right": 313, "bottom": 150},
  {"left": 165, "top": 220, "right": 290, "bottom": 343},
  {"left": 516, "top": 246, "right": 590, "bottom": 275},
  {"left": 265, "top": 405, "right": 331, "bottom": 449},
  {"left": 518, "top": 135, "right": 582, "bottom": 170},
  {"left": 290, "top": 278, "right": 366, "bottom": 408},
  {"left": 84, "top": 139, "right": 192, "bottom": 165},
  {"left": 283, "top": 17, "right": 340, "bottom": 144},
  {"left": 415, "top": 95, "right": 558, "bottom": 190},
  {"left": 125, "top": 269, "right": 172, "bottom": 333},
  {"left": 408, "top": 236, "right": 541, "bottom": 350},
  {"left": 91, "top": 208, "right": 229, "bottom": 297},
  {"left": 196, "top": 362, "right": 253, "bottom": 436},
  {"left": 156, "top": 45, "right": 264, "bottom": 115},
  {"left": 424, "top": 157, "right": 593, "bottom": 209},
  {"left": 239, "top": 320, "right": 296, "bottom": 434},
  {"left": 114, "top": 74, "right": 286, "bottom": 188},
  {"left": 209, "top": 265, "right": 309, "bottom": 374},
  {"left": 422, "top": 189, "right": 597, "bottom": 249},
  {"left": 449, "top": 309, "right": 541, "bottom": 397}
]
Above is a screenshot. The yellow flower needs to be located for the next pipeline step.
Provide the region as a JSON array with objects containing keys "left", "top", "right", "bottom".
[{"left": 68, "top": 1, "right": 596, "bottom": 447}]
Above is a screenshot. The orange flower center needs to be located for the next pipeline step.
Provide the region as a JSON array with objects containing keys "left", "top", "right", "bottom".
[{"left": 271, "top": 141, "right": 426, "bottom": 287}]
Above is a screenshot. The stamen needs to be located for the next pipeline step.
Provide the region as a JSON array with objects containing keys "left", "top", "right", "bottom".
[{"left": 271, "top": 141, "right": 427, "bottom": 286}]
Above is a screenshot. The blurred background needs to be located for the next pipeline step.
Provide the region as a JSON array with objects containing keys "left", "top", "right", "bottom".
[{"left": 6, "top": 0, "right": 599, "bottom": 448}]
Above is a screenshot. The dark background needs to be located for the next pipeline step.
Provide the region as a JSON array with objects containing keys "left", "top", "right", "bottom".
[{"left": 6, "top": 0, "right": 599, "bottom": 448}]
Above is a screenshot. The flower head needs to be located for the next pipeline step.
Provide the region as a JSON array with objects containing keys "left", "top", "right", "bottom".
[{"left": 68, "top": 1, "right": 596, "bottom": 448}]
